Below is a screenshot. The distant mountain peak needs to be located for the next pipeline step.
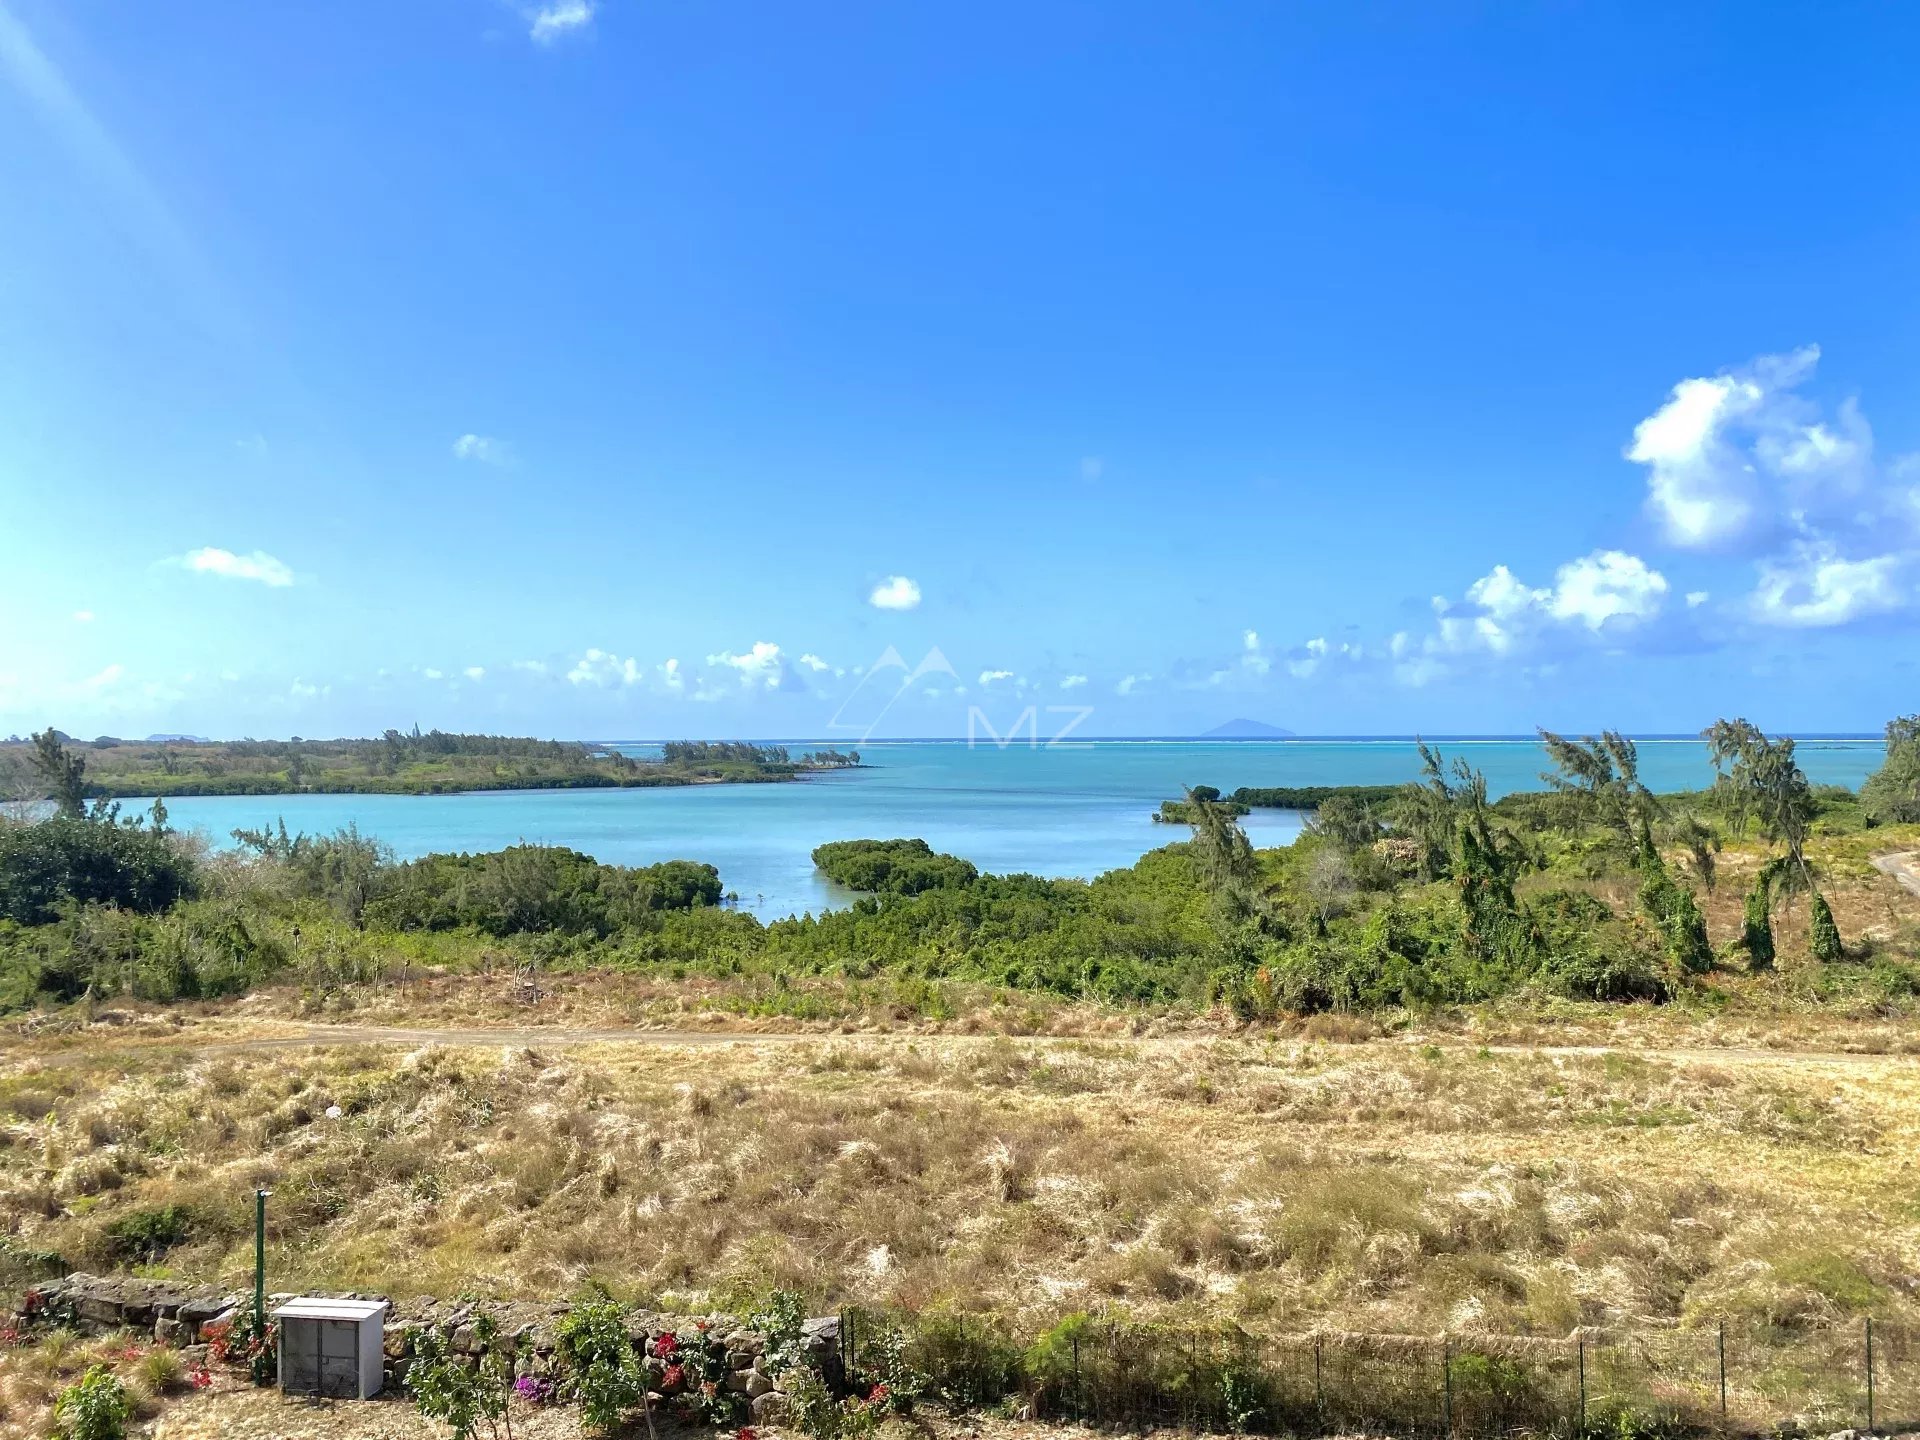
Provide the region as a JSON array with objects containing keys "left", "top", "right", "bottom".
[{"left": 1201, "top": 718, "right": 1296, "bottom": 738}]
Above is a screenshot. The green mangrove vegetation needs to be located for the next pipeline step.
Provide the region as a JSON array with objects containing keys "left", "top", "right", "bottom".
[{"left": 2, "top": 722, "right": 1917, "bottom": 1019}]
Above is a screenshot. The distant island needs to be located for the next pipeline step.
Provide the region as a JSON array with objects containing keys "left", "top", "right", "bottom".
[
  {"left": 1201, "top": 718, "right": 1297, "bottom": 738},
  {"left": 0, "top": 729, "right": 861, "bottom": 799}
]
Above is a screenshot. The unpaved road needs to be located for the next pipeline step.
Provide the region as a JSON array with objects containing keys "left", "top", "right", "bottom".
[
  {"left": 1875, "top": 849, "right": 1920, "bottom": 898},
  {"left": 179, "top": 1021, "right": 1917, "bottom": 1071}
]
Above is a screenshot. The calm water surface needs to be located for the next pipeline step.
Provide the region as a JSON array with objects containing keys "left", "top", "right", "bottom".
[{"left": 161, "top": 739, "right": 1884, "bottom": 918}]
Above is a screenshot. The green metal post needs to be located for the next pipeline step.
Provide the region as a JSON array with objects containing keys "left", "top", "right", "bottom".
[
  {"left": 252, "top": 1188, "right": 267, "bottom": 1341},
  {"left": 1442, "top": 1338, "right": 1453, "bottom": 1438},
  {"left": 1578, "top": 1337, "right": 1586, "bottom": 1436}
]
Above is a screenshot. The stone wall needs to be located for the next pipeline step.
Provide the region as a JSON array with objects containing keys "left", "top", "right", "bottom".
[{"left": 9, "top": 1272, "right": 831, "bottom": 1420}]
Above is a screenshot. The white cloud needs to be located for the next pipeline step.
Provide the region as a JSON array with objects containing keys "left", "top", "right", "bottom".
[
  {"left": 1545, "top": 550, "right": 1670, "bottom": 629},
  {"left": 178, "top": 547, "right": 294, "bottom": 587},
  {"left": 979, "top": 669, "right": 1015, "bottom": 685},
  {"left": 512, "top": 660, "right": 548, "bottom": 674},
  {"left": 289, "top": 679, "right": 326, "bottom": 700},
  {"left": 529, "top": 0, "right": 595, "bottom": 43},
  {"left": 463, "top": 666, "right": 486, "bottom": 681},
  {"left": 567, "top": 649, "right": 643, "bottom": 686},
  {"left": 1626, "top": 348, "right": 1920, "bottom": 628},
  {"left": 422, "top": 668, "right": 445, "bottom": 681},
  {"left": 72, "top": 610, "right": 94, "bottom": 623},
  {"left": 1749, "top": 544, "right": 1908, "bottom": 628},
  {"left": 798, "top": 653, "right": 832, "bottom": 672},
  {"left": 1686, "top": 591, "right": 1711, "bottom": 609},
  {"left": 1433, "top": 550, "right": 1669, "bottom": 658},
  {"left": 1115, "top": 673, "right": 1149, "bottom": 695},
  {"left": 1240, "top": 628, "right": 1272, "bottom": 676},
  {"left": 1060, "top": 674, "right": 1088, "bottom": 690},
  {"left": 1627, "top": 346, "right": 1890, "bottom": 552},
  {"left": 708, "top": 641, "right": 789, "bottom": 689},
  {"left": 868, "top": 575, "right": 922, "bottom": 610},
  {"left": 452, "top": 433, "right": 513, "bottom": 465},
  {"left": 658, "top": 657, "right": 683, "bottom": 691},
  {"left": 82, "top": 663, "right": 123, "bottom": 690}
]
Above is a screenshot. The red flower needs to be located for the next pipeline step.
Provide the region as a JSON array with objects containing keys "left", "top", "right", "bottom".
[
  {"left": 0, "top": 1325, "right": 21, "bottom": 1348},
  {"left": 738, "top": 1428, "right": 759, "bottom": 1440},
  {"left": 655, "top": 1332, "right": 680, "bottom": 1358},
  {"left": 663, "top": 1363, "right": 686, "bottom": 1390},
  {"left": 188, "top": 1365, "right": 213, "bottom": 1390},
  {"left": 694, "top": 1320, "right": 711, "bottom": 1332},
  {"left": 869, "top": 1383, "right": 891, "bottom": 1405}
]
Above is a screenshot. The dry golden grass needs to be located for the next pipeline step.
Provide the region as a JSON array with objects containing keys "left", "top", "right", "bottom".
[{"left": 3, "top": 1019, "right": 1916, "bottom": 1346}]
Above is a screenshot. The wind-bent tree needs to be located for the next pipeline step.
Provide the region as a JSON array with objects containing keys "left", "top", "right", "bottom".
[
  {"left": 1183, "top": 785, "right": 1265, "bottom": 930},
  {"left": 1862, "top": 715, "right": 1920, "bottom": 824},
  {"left": 29, "top": 729, "right": 88, "bottom": 818},
  {"left": 1538, "top": 728, "right": 1659, "bottom": 848},
  {"left": 1703, "top": 718, "right": 1841, "bottom": 963},
  {"left": 1543, "top": 729, "right": 1713, "bottom": 970}
]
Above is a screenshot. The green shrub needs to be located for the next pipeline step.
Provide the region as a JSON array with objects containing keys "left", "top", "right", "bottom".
[
  {"left": 0, "top": 815, "right": 197, "bottom": 926},
  {"left": 53, "top": 1366, "right": 131, "bottom": 1440},
  {"left": 555, "top": 1299, "right": 644, "bottom": 1436},
  {"left": 1810, "top": 891, "right": 1844, "bottom": 962},
  {"left": 1742, "top": 874, "right": 1776, "bottom": 971},
  {"left": 811, "top": 839, "right": 979, "bottom": 895},
  {"left": 106, "top": 1204, "right": 195, "bottom": 1262}
]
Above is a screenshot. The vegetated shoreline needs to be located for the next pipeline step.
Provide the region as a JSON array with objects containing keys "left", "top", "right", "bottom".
[
  {"left": 0, "top": 730, "right": 864, "bottom": 801},
  {"left": 78, "top": 768, "right": 858, "bottom": 800}
]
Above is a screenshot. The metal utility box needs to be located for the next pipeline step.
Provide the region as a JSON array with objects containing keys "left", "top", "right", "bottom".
[{"left": 272, "top": 1298, "right": 389, "bottom": 1399}]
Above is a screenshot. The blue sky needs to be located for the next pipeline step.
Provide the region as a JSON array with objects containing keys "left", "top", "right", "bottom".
[{"left": 2, "top": 0, "right": 1917, "bottom": 740}]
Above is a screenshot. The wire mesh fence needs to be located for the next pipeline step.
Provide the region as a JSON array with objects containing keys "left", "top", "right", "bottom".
[{"left": 839, "top": 1306, "right": 1917, "bottom": 1437}]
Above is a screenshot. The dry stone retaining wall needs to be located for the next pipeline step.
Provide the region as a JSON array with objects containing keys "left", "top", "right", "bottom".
[{"left": 10, "top": 1272, "right": 825, "bottom": 1421}]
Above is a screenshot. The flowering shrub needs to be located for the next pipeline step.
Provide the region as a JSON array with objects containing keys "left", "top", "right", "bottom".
[
  {"left": 651, "top": 1326, "right": 739, "bottom": 1425},
  {"left": 513, "top": 1374, "right": 556, "bottom": 1406},
  {"left": 206, "top": 1305, "right": 277, "bottom": 1386},
  {"left": 0, "top": 1324, "right": 22, "bottom": 1348},
  {"left": 187, "top": 1364, "right": 213, "bottom": 1391}
]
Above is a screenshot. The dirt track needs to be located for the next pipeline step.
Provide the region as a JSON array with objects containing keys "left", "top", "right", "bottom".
[{"left": 179, "top": 1021, "right": 1917, "bottom": 1072}]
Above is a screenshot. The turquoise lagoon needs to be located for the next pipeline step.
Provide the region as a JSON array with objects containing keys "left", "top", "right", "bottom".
[{"left": 158, "top": 738, "right": 1885, "bottom": 919}]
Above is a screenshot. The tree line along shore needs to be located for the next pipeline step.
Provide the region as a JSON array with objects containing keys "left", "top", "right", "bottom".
[
  {"left": 0, "top": 730, "right": 860, "bottom": 798},
  {"left": 0, "top": 717, "right": 1916, "bottom": 1018}
]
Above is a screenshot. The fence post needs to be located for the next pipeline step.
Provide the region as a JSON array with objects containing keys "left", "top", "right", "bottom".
[
  {"left": 1717, "top": 1319, "right": 1727, "bottom": 1426},
  {"left": 1071, "top": 1332, "right": 1081, "bottom": 1422},
  {"left": 1578, "top": 1337, "right": 1586, "bottom": 1437},
  {"left": 1866, "top": 1316, "right": 1875, "bottom": 1434},
  {"left": 1442, "top": 1337, "right": 1453, "bottom": 1439},
  {"left": 1315, "top": 1333, "right": 1324, "bottom": 1420}
]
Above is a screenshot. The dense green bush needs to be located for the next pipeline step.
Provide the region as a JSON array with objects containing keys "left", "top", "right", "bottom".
[
  {"left": 811, "top": 838, "right": 980, "bottom": 895},
  {"left": 555, "top": 1298, "right": 645, "bottom": 1436},
  {"left": 366, "top": 846, "right": 721, "bottom": 936},
  {"left": 0, "top": 815, "right": 198, "bottom": 925},
  {"left": 53, "top": 1366, "right": 130, "bottom": 1440}
]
